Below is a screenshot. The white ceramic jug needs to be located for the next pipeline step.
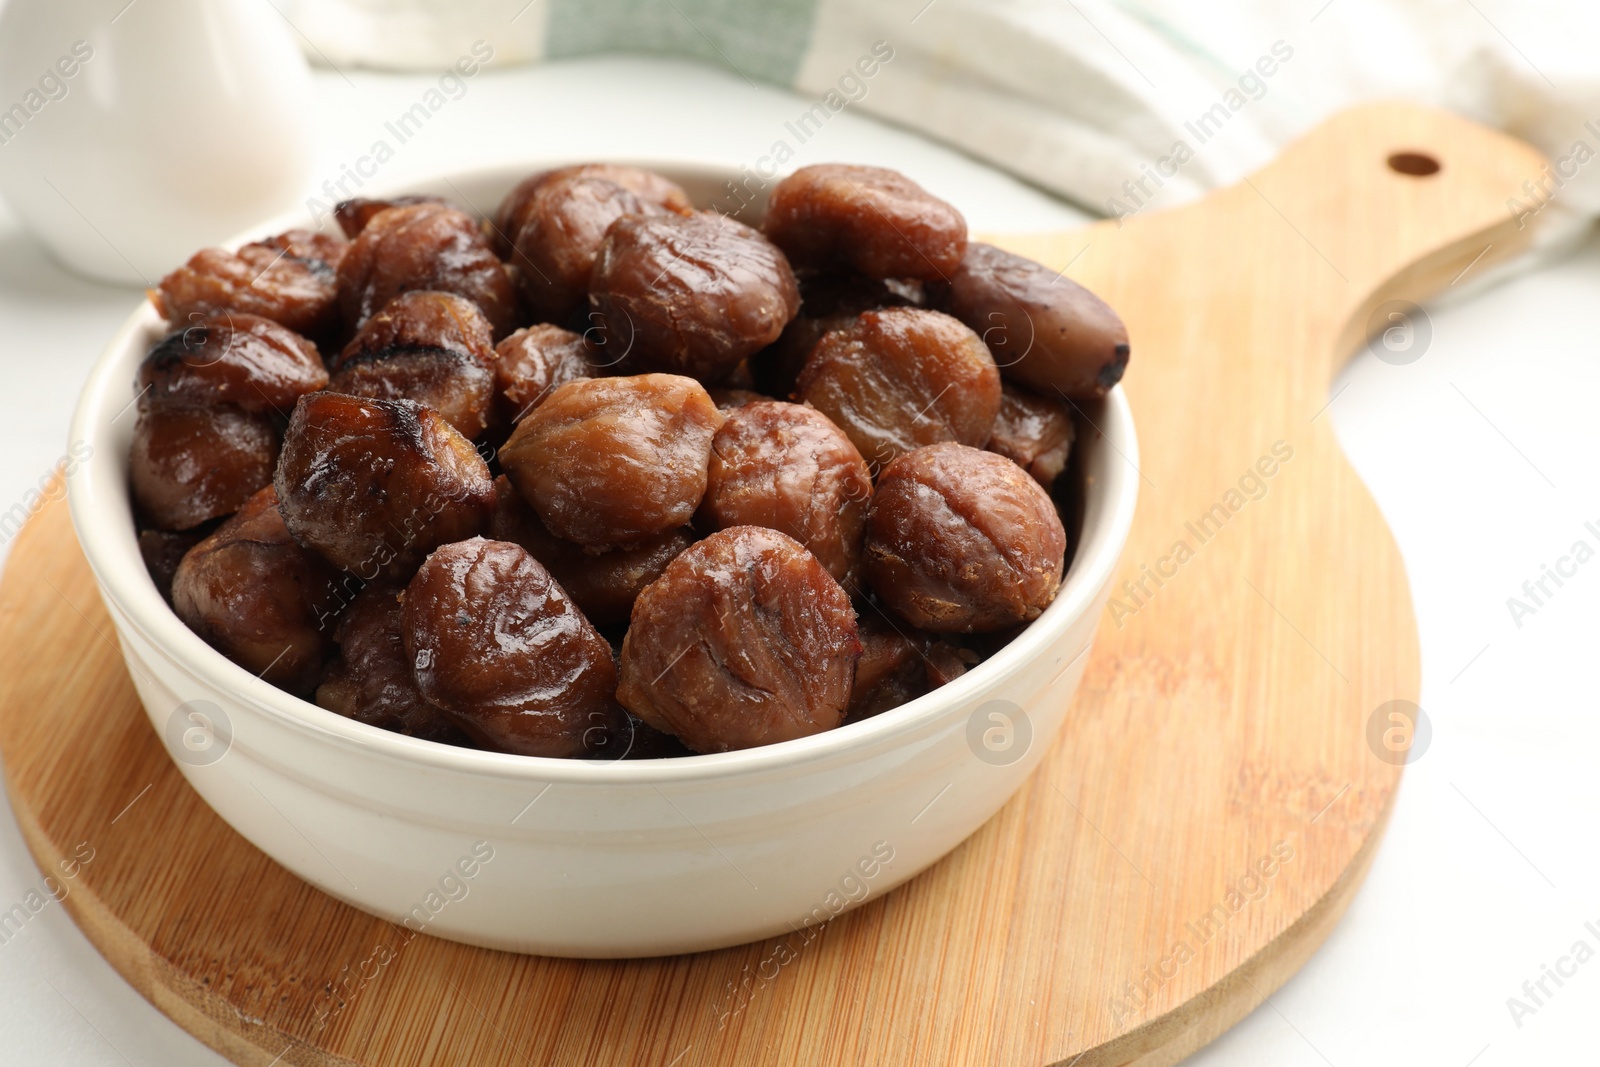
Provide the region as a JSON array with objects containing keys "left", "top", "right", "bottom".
[{"left": 0, "top": 0, "right": 314, "bottom": 286}]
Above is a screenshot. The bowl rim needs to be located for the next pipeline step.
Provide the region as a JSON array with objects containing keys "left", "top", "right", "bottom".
[{"left": 66, "top": 158, "right": 1140, "bottom": 785}]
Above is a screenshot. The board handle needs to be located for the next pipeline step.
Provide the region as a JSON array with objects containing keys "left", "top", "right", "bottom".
[
  {"left": 990, "top": 101, "right": 1548, "bottom": 369},
  {"left": 1251, "top": 101, "right": 1548, "bottom": 359}
]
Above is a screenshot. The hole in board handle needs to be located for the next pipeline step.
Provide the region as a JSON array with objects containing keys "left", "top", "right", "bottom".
[{"left": 1387, "top": 152, "right": 1441, "bottom": 177}]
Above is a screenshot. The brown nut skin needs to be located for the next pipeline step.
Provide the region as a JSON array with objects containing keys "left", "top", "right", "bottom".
[
  {"left": 617, "top": 527, "right": 861, "bottom": 754},
  {"left": 935, "top": 242, "right": 1130, "bottom": 399},
  {"left": 499, "top": 374, "right": 724, "bottom": 548},
  {"left": 131, "top": 403, "right": 279, "bottom": 531},
  {"left": 402, "top": 538, "right": 622, "bottom": 758},
  {"left": 492, "top": 324, "right": 598, "bottom": 425},
  {"left": 863, "top": 443, "right": 1066, "bottom": 633},
  {"left": 987, "top": 382, "right": 1076, "bottom": 488},
  {"left": 492, "top": 164, "right": 692, "bottom": 256},
  {"left": 336, "top": 201, "right": 518, "bottom": 340},
  {"left": 274, "top": 392, "right": 495, "bottom": 580},
  {"left": 750, "top": 270, "right": 920, "bottom": 399},
  {"left": 795, "top": 307, "right": 1001, "bottom": 474},
  {"left": 334, "top": 195, "right": 448, "bottom": 239},
  {"left": 495, "top": 166, "right": 694, "bottom": 325},
  {"left": 698, "top": 402, "right": 872, "bottom": 588},
  {"left": 171, "top": 487, "right": 340, "bottom": 696},
  {"left": 152, "top": 229, "right": 345, "bottom": 341},
  {"left": 330, "top": 291, "right": 496, "bottom": 440},
  {"left": 314, "top": 583, "right": 473, "bottom": 745},
  {"left": 137, "top": 313, "right": 328, "bottom": 415},
  {"left": 488, "top": 475, "right": 694, "bottom": 627},
  {"left": 589, "top": 212, "right": 800, "bottom": 382},
  {"left": 763, "top": 164, "right": 967, "bottom": 281}
]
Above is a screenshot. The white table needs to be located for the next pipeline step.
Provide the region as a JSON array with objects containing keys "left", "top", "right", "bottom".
[{"left": 0, "top": 57, "right": 1594, "bottom": 1066}]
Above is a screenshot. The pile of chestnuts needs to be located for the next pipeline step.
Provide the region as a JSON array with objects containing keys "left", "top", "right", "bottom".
[{"left": 131, "top": 162, "right": 1128, "bottom": 759}]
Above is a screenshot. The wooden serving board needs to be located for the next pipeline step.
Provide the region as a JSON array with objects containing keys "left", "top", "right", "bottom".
[{"left": 0, "top": 103, "right": 1543, "bottom": 1066}]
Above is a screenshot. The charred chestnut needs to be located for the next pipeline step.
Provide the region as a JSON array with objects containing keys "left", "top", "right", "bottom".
[
  {"left": 274, "top": 392, "right": 495, "bottom": 579},
  {"left": 329, "top": 291, "right": 496, "bottom": 440},
  {"left": 138, "top": 312, "right": 327, "bottom": 416},
  {"left": 153, "top": 229, "right": 345, "bottom": 341}
]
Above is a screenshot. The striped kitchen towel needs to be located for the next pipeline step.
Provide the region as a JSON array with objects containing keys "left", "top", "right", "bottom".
[{"left": 275, "top": 0, "right": 1599, "bottom": 252}]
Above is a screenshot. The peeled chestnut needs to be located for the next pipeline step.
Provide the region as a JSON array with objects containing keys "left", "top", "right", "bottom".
[
  {"left": 152, "top": 229, "right": 345, "bottom": 341},
  {"left": 763, "top": 164, "right": 966, "bottom": 281},
  {"left": 315, "top": 582, "right": 472, "bottom": 745},
  {"left": 402, "top": 538, "right": 621, "bottom": 758},
  {"left": 130, "top": 403, "right": 279, "bottom": 531},
  {"left": 749, "top": 270, "right": 919, "bottom": 399},
  {"left": 495, "top": 164, "right": 693, "bottom": 324},
  {"left": 274, "top": 392, "right": 495, "bottom": 579},
  {"left": 139, "top": 527, "right": 206, "bottom": 604},
  {"left": 492, "top": 324, "right": 598, "bottom": 425},
  {"left": 986, "top": 382, "right": 1076, "bottom": 488},
  {"left": 862, "top": 443, "right": 1066, "bottom": 632},
  {"left": 336, "top": 201, "right": 518, "bottom": 339},
  {"left": 698, "top": 401, "right": 872, "bottom": 587},
  {"left": 329, "top": 290, "right": 496, "bottom": 440},
  {"left": 617, "top": 527, "right": 860, "bottom": 753},
  {"left": 492, "top": 163, "right": 692, "bottom": 257},
  {"left": 588, "top": 212, "right": 799, "bottom": 382},
  {"left": 936, "top": 241, "right": 1129, "bottom": 399},
  {"left": 137, "top": 312, "right": 328, "bottom": 416},
  {"left": 499, "top": 374, "right": 723, "bottom": 548},
  {"left": 845, "top": 614, "right": 972, "bottom": 723},
  {"left": 795, "top": 307, "right": 1000, "bottom": 473},
  {"left": 171, "top": 487, "right": 340, "bottom": 695},
  {"left": 334, "top": 195, "right": 448, "bottom": 238}
]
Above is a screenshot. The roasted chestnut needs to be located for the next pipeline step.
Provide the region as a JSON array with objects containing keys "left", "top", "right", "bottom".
[
  {"left": 274, "top": 392, "right": 495, "bottom": 579},
  {"left": 862, "top": 443, "right": 1066, "bottom": 632}
]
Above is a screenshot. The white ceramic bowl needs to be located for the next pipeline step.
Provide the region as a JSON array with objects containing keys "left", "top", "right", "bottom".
[{"left": 67, "top": 162, "right": 1138, "bottom": 958}]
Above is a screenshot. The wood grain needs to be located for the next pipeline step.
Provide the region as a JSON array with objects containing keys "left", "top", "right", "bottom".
[{"left": 0, "top": 103, "right": 1544, "bottom": 1066}]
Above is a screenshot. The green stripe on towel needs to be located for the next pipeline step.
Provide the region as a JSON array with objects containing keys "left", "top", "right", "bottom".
[{"left": 545, "top": 0, "right": 818, "bottom": 85}]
